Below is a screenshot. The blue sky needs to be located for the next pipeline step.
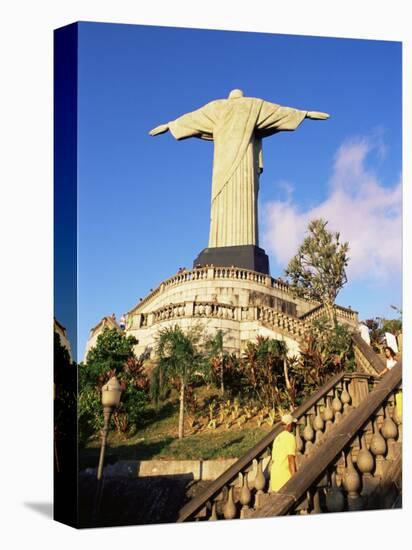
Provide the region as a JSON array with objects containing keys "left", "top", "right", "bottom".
[{"left": 73, "top": 22, "right": 402, "bottom": 360}]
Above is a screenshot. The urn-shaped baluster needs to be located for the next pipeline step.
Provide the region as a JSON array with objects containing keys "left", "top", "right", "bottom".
[
  {"left": 239, "top": 474, "right": 252, "bottom": 508},
  {"left": 254, "top": 459, "right": 266, "bottom": 492},
  {"left": 313, "top": 404, "right": 325, "bottom": 431},
  {"left": 205, "top": 304, "right": 212, "bottom": 316},
  {"left": 370, "top": 419, "right": 387, "bottom": 477},
  {"left": 313, "top": 404, "right": 325, "bottom": 445},
  {"left": 303, "top": 415, "right": 315, "bottom": 453},
  {"left": 341, "top": 380, "right": 351, "bottom": 413},
  {"left": 342, "top": 451, "right": 361, "bottom": 498},
  {"left": 295, "top": 424, "right": 304, "bottom": 454},
  {"left": 323, "top": 396, "right": 334, "bottom": 430},
  {"left": 222, "top": 486, "right": 237, "bottom": 520},
  {"left": 357, "top": 435, "right": 374, "bottom": 477},
  {"left": 381, "top": 404, "right": 398, "bottom": 460},
  {"left": 332, "top": 389, "right": 343, "bottom": 419},
  {"left": 370, "top": 420, "right": 387, "bottom": 456},
  {"left": 381, "top": 405, "right": 398, "bottom": 442}
]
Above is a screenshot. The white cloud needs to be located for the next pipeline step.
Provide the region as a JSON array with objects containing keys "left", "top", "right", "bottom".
[{"left": 262, "top": 136, "right": 402, "bottom": 283}]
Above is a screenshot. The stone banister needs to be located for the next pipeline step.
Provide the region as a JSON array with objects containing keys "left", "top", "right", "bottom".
[
  {"left": 127, "top": 267, "right": 301, "bottom": 316},
  {"left": 299, "top": 304, "right": 358, "bottom": 324},
  {"left": 252, "top": 361, "right": 402, "bottom": 517},
  {"left": 352, "top": 332, "right": 386, "bottom": 375},
  {"left": 177, "top": 370, "right": 348, "bottom": 522}
]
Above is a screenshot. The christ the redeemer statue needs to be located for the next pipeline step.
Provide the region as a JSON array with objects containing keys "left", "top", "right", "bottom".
[{"left": 150, "top": 89, "right": 329, "bottom": 274}]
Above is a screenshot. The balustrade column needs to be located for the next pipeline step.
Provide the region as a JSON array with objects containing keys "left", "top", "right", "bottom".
[
  {"left": 359, "top": 435, "right": 377, "bottom": 503},
  {"left": 332, "top": 388, "right": 343, "bottom": 422},
  {"left": 342, "top": 449, "right": 362, "bottom": 511},
  {"left": 303, "top": 413, "right": 315, "bottom": 455},
  {"left": 370, "top": 419, "right": 387, "bottom": 478},
  {"left": 253, "top": 458, "right": 266, "bottom": 509},
  {"left": 380, "top": 403, "right": 398, "bottom": 461},
  {"left": 313, "top": 403, "right": 325, "bottom": 445}
]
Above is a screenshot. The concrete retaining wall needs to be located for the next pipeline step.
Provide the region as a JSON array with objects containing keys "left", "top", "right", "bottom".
[{"left": 136, "top": 458, "right": 238, "bottom": 480}]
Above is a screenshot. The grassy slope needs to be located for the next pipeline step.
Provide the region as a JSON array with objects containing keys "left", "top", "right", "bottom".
[{"left": 80, "top": 386, "right": 272, "bottom": 468}]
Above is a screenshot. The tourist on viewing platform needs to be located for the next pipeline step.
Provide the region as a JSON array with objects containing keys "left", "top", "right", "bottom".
[
  {"left": 119, "top": 314, "right": 126, "bottom": 330},
  {"left": 270, "top": 414, "right": 297, "bottom": 492},
  {"left": 378, "top": 346, "right": 398, "bottom": 378}
]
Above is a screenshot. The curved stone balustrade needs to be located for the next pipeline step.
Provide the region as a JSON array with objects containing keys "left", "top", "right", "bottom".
[
  {"left": 138, "top": 302, "right": 310, "bottom": 341},
  {"left": 177, "top": 370, "right": 375, "bottom": 522},
  {"left": 128, "top": 267, "right": 299, "bottom": 316},
  {"left": 299, "top": 303, "right": 358, "bottom": 324},
  {"left": 249, "top": 362, "right": 402, "bottom": 517},
  {"left": 257, "top": 306, "right": 309, "bottom": 339}
]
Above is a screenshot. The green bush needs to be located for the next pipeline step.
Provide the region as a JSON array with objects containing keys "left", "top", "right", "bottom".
[{"left": 78, "top": 328, "right": 149, "bottom": 445}]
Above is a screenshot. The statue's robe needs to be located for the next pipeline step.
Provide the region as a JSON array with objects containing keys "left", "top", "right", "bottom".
[{"left": 168, "top": 97, "right": 307, "bottom": 248}]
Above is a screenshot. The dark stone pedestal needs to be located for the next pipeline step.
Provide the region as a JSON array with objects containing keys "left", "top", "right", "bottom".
[{"left": 193, "top": 245, "right": 270, "bottom": 275}]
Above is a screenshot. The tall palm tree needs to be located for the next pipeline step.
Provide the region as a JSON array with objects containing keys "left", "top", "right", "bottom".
[{"left": 151, "top": 325, "right": 205, "bottom": 439}]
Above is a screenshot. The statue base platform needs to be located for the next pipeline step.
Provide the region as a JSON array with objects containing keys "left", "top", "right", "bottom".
[{"left": 193, "top": 245, "right": 270, "bottom": 275}]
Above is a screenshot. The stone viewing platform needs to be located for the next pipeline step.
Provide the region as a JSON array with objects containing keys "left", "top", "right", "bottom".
[{"left": 86, "top": 265, "right": 358, "bottom": 360}]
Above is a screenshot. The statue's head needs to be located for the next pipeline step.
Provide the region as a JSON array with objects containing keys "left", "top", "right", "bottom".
[{"left": 228, "top": 89, "right": 244, "bottom": 99}]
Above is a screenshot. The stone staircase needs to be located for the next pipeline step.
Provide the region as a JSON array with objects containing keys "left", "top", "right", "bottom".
[{"left": 177, "top": 342, "right": 402, "bottom": 521}]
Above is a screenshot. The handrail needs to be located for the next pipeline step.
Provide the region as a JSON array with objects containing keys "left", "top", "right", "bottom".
[
  {"left": 177, "top": 370, "right": 346, "bottom": 522},
  {"left": 252, "top": 361, "right": 402, "bottom": 517},
  {"left": 352, "top": 332, "right": 386, "bottom": 375},
  {"left": 299, "top": 303, "right": 358, "bottom": 323}
]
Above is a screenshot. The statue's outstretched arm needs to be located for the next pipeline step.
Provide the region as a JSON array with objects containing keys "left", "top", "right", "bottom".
[
  {"left": 149, "top": 123, "right": 170, "bottom": 136},
  {"left": 306, "top": 111, "right": 330, "bottom": 120}
]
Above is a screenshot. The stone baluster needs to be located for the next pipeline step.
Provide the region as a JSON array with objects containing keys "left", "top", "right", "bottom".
[
  {"left": 340, "top": 380, "right": 351, "bottom": 414},
  {"left": 313, "top": 403, "right": 325, "bottom": 446},
  {"left": 303, "top": 413, "right": 315, "bottom": 455},
  {"left": 342, "top": 448, "right": 362, "bottom": 511},
  {"left": 323, "top": 395, "right": 335, "bottom": 432},
  {"left": 253, "top": 458, "right": 266, "bottom": 509},
  {"left": 357, "top": 433, "right": 376, "bottom": 499},
  {"left": 222, "top": 486, "right": 237, "bottom": 520},
  {"left": 380, "top": 403, "right": 398, "bottom": 461},
  {"left": 332, "top": 388, "right": 343, "bottom": 422},
  {"left": 370, "top": 419, "right": 387, "bottom": 478},
  {"left": 238, "top": 473, "right": 252, "bottom": 518},
  {"left": 295, "top": 423, "right": 304, "bottom": 455}
]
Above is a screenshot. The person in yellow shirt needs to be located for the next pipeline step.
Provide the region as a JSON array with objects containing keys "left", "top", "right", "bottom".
[{"left": 270, "top": 414, "right": 297, "bottom": 492}]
